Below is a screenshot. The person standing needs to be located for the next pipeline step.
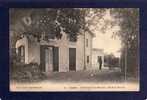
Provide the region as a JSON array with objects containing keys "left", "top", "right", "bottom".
[{"left": 98, "top": 57, "right": 102, "bottom": 70}]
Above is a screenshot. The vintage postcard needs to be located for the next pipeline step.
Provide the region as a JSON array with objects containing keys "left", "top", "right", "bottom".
[{"left": 9, "top": 8, "right": 139, "bottom": 91}]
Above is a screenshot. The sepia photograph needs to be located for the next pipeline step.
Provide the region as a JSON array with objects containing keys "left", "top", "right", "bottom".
[{"left": 9, "top": 8, "right": 139, "bottom": 91}]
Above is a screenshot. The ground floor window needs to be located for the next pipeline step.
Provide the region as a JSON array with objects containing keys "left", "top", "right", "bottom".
[
  {"left": 18, "top": 46, "right": 25, "bottom": 63},
  {"left": 87, "top": 56, "right": 89, "bottom": 63}
]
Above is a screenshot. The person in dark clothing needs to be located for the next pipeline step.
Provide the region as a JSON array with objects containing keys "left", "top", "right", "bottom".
[{"left": 98, "top": 57, "right": 102, "bottom": 70}]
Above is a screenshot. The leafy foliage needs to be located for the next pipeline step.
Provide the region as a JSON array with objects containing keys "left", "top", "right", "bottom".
[
  {"left": 10, "top": 8, "right": 108, "bottom": 43},
  {"left": 10, "top": 8, "right": 87, "bottom": 42},
  {"left": 10, "top": 62, "right": 46, "bottom": 82},
  {"left": 110, "top": 8, "right": 139, "bottom": 76}
]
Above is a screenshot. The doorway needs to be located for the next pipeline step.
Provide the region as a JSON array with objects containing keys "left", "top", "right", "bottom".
[
  {"left": 69, "top": 48, "right": 76, "bottom": 71},
  {"left": 40, "top": 46, "right": 59, "bottom": 72},
  {"left": 40, "top": 46, "right": 55, "bottom": 72}
]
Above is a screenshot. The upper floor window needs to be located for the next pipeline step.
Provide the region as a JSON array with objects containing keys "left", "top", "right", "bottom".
[{"left": 86, "top": 39, "right": 88, "bottom": 47}]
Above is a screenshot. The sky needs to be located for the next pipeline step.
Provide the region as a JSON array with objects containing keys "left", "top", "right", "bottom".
[{"left": 92, "top": 10, "right": 121, "bottom": 57}]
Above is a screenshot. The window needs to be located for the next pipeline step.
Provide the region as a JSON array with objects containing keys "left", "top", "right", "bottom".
[
  {"left": 18, "top": 46, "right": 25, "bottom": 63},
  {"left": 87, "top": 56, "right": 89, "bottom": 63},
  {"left": 86, "top": 39, "right": 88, "bottom": 47}
]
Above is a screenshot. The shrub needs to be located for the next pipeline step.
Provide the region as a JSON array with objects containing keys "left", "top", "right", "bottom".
[{"left": 10, "top": 62, "right": 46, "bottom": 82}]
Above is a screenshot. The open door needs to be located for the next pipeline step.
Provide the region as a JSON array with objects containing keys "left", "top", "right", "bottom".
[
  {"left": 45, "top": 47, "right": 53, "bottom": 72},
  {"left": 40, "top": 46, "right": 53, "bottom": 72}
]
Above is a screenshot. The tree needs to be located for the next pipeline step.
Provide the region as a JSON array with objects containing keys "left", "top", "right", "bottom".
[
  {"left": 110, "top": 8, "right": 139, "bottom": 77},
  {"left": 82, "top": 8, "right": 107, "bottom": 33},
  {"left": 10, "top": 8, "right": 85, "bottom": 42},
  {"left": 10, "top": 8, "right": 108, "bottom": 47}
]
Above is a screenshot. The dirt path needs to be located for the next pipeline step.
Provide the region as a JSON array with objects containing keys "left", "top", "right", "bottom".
[{"left": 10, "top": 69, "right": 139, "bottom": 91}]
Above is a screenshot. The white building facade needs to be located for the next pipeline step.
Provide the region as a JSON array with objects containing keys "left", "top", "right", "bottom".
[{"left": 15, "top": 30, "right": 94, "bottom": 74}]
